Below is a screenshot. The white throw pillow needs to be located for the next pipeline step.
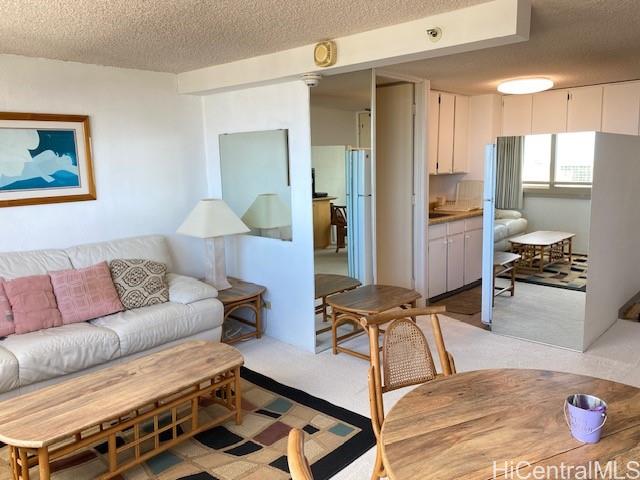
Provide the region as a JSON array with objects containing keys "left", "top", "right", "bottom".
[
  {"left": 167, "top": 274, "right": 218, "bottom": 304},
  {"left": 495, "top": 209, "right": 522, "bottom": 220}
]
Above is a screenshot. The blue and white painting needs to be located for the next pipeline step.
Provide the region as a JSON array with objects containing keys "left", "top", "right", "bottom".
[{"left": 0, "top": 128, "right": 80, "bottom": 192}]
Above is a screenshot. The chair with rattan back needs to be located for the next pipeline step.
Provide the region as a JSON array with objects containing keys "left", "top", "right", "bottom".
[
  {"left": 287, "top": 428, "right": 314, "bottom": 480},
  {"left": 362, "top": 306, "right": 456, "bottom": 480}
]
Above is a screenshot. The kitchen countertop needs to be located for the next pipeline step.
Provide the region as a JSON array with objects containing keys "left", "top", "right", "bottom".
[{"left": 428, "top": 209, "right": 483, "bottom": 225}]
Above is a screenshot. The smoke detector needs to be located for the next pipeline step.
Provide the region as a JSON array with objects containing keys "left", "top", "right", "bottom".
[{"left": 301, "top": 73, "right": 322, "bottom": 88}]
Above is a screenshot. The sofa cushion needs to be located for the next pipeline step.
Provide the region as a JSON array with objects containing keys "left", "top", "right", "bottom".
[
  {"left": 0, "top": 279, "right": 14, "bottom": 337},
  {"left": 50, "top": 262, "right": 124, "bottom": 324},
  {"left": 91, "top": 298, "right": 223, "bottom": 357},
  {"left": 0, "top": 249, "right": 71, "bottom": 279},
  {"left": 0, "top": 323, "right": 121, "bottom": 386},
  {"left": 494, "top": 222, "right": 509, "bottom": 242},
  {"left": 0, "top": 346, "right": 19, "bottom": 393},
  {"left": 110, "top": 259, "right": 169, "bottom": 309},
  {"left": 495, "top": 209, "right": 522, "bottom": 219},
  {"left": 497, "top": 217, "right": 529, "bottom": 238},
  {"left": 66, "top": 235, "right": 173, "bottom": 272},
  {"left": 167, "top": 273, "right": 218, "bottom": 304},
  {"left": 4, "top": 275, "right": 63, "bottom": 334}
]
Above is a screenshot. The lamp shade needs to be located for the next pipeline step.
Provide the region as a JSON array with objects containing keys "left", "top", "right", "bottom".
[
  {"left": 241, "top": 193, "right": 291, "bottom": 229},
  {"left": 177, "top": 199, "right": 249, "bottom": 238}
]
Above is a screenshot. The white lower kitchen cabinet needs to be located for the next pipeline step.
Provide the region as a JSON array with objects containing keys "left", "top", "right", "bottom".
[
  {"left": 464, "top": 228, "right": 483, "bottom": 284},
  {"left": 428, "top": 216, "right": 484, "bottom": 299},
  {"left": 428, "top": 236, "right": 448, "bottom": 298},
  {"left": 446, "top": 233, "right": 465, "bottom": 292}
]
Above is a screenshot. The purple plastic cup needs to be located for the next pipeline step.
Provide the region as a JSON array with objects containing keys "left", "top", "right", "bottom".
[{"left": 564, "top": 394, "right": 608, "bottom": 443}]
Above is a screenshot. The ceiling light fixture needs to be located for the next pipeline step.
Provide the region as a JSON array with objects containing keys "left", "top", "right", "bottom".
[{"left": 497, "top": 78, "right": 554, "bottom": 95}]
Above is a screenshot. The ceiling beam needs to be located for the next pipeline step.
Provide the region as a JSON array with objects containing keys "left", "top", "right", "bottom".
[{"left": 178, "top": 0, "right": 530, "bottom": 95}]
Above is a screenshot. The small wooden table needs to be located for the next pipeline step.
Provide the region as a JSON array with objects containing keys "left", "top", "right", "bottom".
[
  {"left": 218, "top": 277, "right": 266, "bottom": 344},
  {"left": 314, "top": 274, "right": 361, "bottom": 332},
  {"left": 327, "top": 285, "right": 420, "bottom": 360},
  {"left": 509, "top": 230, "right": 575, "bottom": 273},
  {"left": 381, "top": 369, "right": 640, "bottom": 480},
  {"left": 493, "top": 251, "right": 521, "bottom": 305},
  {"left": 0, "top": 341, "right": 243, "bottom": 480}
]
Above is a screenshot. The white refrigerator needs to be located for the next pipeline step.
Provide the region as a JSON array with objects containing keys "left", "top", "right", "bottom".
[{"left": 346, "top": 149, "right": 373, "bottom": 285}]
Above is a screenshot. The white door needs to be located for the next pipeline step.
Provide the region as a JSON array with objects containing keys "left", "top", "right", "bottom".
[
  {"left": 567, "top": 86, "right": 603, "bottom": 132},
  {"left": 464, "top": 228, "right": 483, "bottom": 284},
  {"left": 501, "top": 95, "right": 532, "bottom": 136},
  {"left": 428, "top": 237, "right": 447, "bottom": 298},
  {"left": 531, "top": 90, "right": 568, "bottom": 134},
  {"left": 481, "top": 144, "right": 496, "bottom": 325},
  {"left": 602, "top": 82, "right": 640, "bottom": 135},
  {"left": 358, "top": 111, "right": 372, "bottom": 148},
  {"left": 376, "top": 83, "right": 415, "bottom": 288},
  {"left": 437, "top": 92, "right": 455, "bottom": 173},
  {"left": 447, "top": 233, "right": 465, "bottom": 292}
]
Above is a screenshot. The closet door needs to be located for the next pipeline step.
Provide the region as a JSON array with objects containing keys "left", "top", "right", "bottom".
[
  {"left": 567, "top": 86, "right": 602, "bottom": 132},
  {"left": 437, "top": 92, "right": 455, "bottom": 174},
  {"left": 501, "top": 95, "right": 532, "bottom": 136}
]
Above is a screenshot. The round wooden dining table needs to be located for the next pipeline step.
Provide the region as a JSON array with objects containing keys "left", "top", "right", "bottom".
[{"left": 380, "top": 369, "right": 640, "bottom": 480}]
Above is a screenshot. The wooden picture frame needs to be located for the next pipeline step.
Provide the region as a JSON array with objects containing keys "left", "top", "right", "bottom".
[{"left": 0, "top": 112, "right": 96, "bottom": 207}]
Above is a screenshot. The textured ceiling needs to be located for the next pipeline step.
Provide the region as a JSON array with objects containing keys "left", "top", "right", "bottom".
[
  {"left": 388, "top": 0, "right": 640, "bottom": 94},
  {"left": 0, "top": 0, "right": 483, "bottom": 73}
]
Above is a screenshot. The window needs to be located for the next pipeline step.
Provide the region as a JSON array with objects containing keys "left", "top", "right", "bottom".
[{"left": 522, "top": 131, "right": 595, "bottom": 194}]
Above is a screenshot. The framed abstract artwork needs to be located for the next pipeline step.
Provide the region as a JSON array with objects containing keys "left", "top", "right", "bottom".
[{"left": 0, "top": 112, "right": 96, "bottom": 207}]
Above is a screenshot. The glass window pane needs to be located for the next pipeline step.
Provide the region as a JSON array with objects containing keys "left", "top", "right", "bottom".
[
  {"left": 555, "top": 132, "right": 595, "bottom": 184},
  {"left": 523, "top": 134, "right": 551, "bottom": 183}
]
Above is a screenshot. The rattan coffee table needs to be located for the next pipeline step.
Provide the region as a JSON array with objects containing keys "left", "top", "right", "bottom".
[
  {"left": 509, "top": 230, "right": 575, "bottom": 273},
  {"left": 0, "top": 341, "right": 243, "bottom": 480},
  {"left": 327, "top": 285, "right": 421, "bottom": 360}
]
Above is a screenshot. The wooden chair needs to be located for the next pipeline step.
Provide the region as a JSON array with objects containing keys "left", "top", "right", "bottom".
[
  {"left": 362, "top": 306, "right": 456, "bottom": 480},
  {"left": 287, "top": 428, "right": 314, "bottom": 480},
  {"left": 330, "top": 204, "right": 347, "bottom": 253}
]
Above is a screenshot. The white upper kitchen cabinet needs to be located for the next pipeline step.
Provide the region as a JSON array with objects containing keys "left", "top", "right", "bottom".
[
  {"left": 437, "top": 92, "right": 455, "bottom": 174},
  {"left": 453, "top": 95, "right": 469, "bottom": 173},
  {"left": 501, "top": 94, "right": 532, "bottom": 137},
  {"left": 531, "top": 90, "right": 568, "bottom": 134},
  {"left": 602, "top": 82, "right": 640, "bottom": 135},
  {"left": 428, "top": 91, "right": 439, "bottom": 174},
  {"left": 567, "top": 86, "right": 603, "bottom": 132}
]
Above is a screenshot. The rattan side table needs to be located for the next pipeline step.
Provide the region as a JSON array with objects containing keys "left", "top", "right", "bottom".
[{"left": 218, "top": 277, "right": 266, "bottom": 344}]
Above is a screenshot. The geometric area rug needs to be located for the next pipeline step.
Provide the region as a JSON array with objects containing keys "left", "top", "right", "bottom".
[
  {"left": 0, "top": 367, "right": 375, "bottom": 480},
  {"left": 511, "top": 253, "right": 587, "bottom": 292}
]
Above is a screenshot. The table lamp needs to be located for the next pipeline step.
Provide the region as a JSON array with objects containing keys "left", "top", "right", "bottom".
[
  {"left": 177, "top": 199, "right": 249, "bottom": 290},
  {"left": 241, "top": 193, "right": 292, "bottom": 239}
]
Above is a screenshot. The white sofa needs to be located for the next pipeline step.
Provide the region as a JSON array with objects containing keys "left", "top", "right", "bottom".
[
  {"left": 494, "top": 209, "right": 528, "bottom": 251},
  {"left": 0, "top": 235, "right": 223, "bottom": 400}
]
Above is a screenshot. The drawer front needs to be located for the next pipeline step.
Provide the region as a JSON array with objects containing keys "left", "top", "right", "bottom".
[
  {"left": 429, "top": 224, "right": 447, "bottom": 240},
  {"left": 447, "top": 220, "right": 465, "bottom": 236},
  {"left": 464, "top": 216, "right": 483, "bottom": 231}
]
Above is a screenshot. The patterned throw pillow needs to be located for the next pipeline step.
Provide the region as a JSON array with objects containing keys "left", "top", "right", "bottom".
[
  {"left": 50, "top": 262, "right": 124, "bottom": 324},
  {"left": 109, "top": 259, "right": 169, "bottom": 310}
]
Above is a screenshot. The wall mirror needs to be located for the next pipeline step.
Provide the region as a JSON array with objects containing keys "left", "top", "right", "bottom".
[{"left": 219, "top": 129, "right": 292, "bottom": 241}]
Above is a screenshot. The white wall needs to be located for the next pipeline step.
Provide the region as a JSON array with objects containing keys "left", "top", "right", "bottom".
[
  {"left": 202, "top": 82, "right": 316, "bottom": 351},
  {"left": 522, "top": 196, "right": 591, "bottom": 254},
  {"left": 310, "top": 105, "right": 357, "bottom": 147},
  {"left": 0, "top": 55, "right": 208, "bottom": 277},
  {"left": 584, "top": 133, "right": 640, "bottom": 348}
]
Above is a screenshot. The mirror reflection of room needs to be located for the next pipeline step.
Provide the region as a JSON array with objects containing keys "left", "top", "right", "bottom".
[
  {"left": 219, "top": 130, "right": 292, "bottom": 241},
  {"left": 310, "top": 70, "right": 373, "bottom": 351}
]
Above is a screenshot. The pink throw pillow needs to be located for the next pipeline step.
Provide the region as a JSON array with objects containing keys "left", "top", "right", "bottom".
[
  {"left": 0, "top": 279, "right": 15, "bottom": 337},
  {"left": 4, "top": 275, "right": 62, "bottom": 334},
  {"left": 50, "top": 262, "right": 124, "bottom": 324}
]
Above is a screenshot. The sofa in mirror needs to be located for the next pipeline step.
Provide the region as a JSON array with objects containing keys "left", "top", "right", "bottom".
[{"left": 219, "top": 129, "right": 292, "bottom": 241}]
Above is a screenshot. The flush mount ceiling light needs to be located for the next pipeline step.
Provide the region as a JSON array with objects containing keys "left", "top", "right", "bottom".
[{"left": 497, "top": 78, "right": 554, "bottom": 95}]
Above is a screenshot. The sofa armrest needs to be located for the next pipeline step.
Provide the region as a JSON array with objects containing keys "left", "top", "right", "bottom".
[
  {"left": 495, "top": 209, "right": 522, "bottom": 220},
  {"left": 167, "top": 274, "right": 218, "bottom": 304}
]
